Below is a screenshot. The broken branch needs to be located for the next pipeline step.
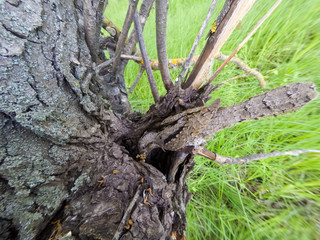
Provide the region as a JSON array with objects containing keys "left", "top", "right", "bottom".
[
  {"left": 207, "top": 0, "right": 282, "bottom": 85},
  {"left": 182, "top": 0, "right": 256, "bottom": 89},
  {"left": 176, "top": 0, "right": 218, "bottom": 84}
]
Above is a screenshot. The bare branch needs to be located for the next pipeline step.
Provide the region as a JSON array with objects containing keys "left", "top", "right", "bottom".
[
  {"left": 194, "top": 147, "right": 320, "bottom": 165},
  {"left": 121, "top": 54, "right": 265, "bottom": 87},
  {"left": 124, "top": 0, "right": 155, "bottom": 55},
  {"left": 216, "top": 52, "right": 265, "bottom": 87},
  {"left": 213, "top": 149, "right": 320, "bottom": 165},
  {"left": 207, "top": 0, "right": 282, "bottom": 85},
  {"left": 133, "top": 11, "right": 160, "bottom": 102},
  {"left": 112, "top": 0, "right": 139, "bottom": 73},
  {"left": 129, "top": 67, "right": 145, "bottom": 93},
  {"left": 176, "top": 0, "right": 218, "bottom": 84},
  {"left": 182, "top": 0, "right": 256, "bottom": 89},
  {"left": 95, "top": 58, "right": 114, "bottom": 74},
  {"left": 156, "top": 0, "right": 174, "bottom": 90},
  {"left": 121, "top": 54, "right": 142, "bottom": 62},
  {"left": 119, "top": 0, "right": 155, "bottom": 74}
]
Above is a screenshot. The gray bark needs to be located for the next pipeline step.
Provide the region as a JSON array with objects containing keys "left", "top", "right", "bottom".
[{"left": 0, "top": 0, "right": 318, "bottom": 240}]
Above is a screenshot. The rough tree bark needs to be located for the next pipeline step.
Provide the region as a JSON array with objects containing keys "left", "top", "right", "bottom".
[{"left": 0, "top": 0, "right": 318, "bottom": 240}]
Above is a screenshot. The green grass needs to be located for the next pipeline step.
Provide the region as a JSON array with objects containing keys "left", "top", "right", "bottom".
[{"left": 105, "top": 0, "right": 320, "bottom": 239}]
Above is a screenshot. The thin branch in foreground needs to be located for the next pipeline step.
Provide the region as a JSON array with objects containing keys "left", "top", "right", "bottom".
[
  {"left": 176, "top": 0, "right": 218, "bottom": 84},
  {"left": 194, "top": 147, "right": 320, "bottom": 165},
  {"left": 123, "top": 0, "right": 155, "bottom": 56},
  {"left": 129, "top": 67, "right": 145, "bottom": 93},
  {"left": 155, "top": 0, "right": 174, "bottom": 91},
  {"left": 95, "top": 58, "right": 114, "bottom": 74},
  {"left": 216, "top": 52, "right": 265, "bottom": 88},
  {"left": 112, "top": 0, "right": 139, "bottom": 74},
  {"left": 207, "top": 0, "right": 282, "bottom": 84},
  {"left": 112, "top": 184, "right": 142, "bottom": 240},
  {"left": 213, "top": 149, "right": 320, "bottom": 165},
  {"left": 133, "top": 11, "right": 160, "bottom": 102}
]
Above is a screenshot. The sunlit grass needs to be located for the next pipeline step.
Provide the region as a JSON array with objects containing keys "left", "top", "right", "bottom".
[{"left": 105, "top": 0, "right": 320, "bottom": 239}]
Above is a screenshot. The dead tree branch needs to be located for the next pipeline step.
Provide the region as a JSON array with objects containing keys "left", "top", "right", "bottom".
[
  {"left": 211, "top": 149, "right": 320, "bottom": 165},
  {"left": 112, "top": 0, "right": 139, "bottom": 73},
  {"left": 176, "top": 0, "right": 218, "bottom": 84},
  {"left": 134, "top": 11, "right": 160, "bottom": 102},
  {"left": 156, "top": 0, "right": 174, "bottom": 90},
  {"left": 182, "top": 0, "right": 256, "bottom": 89},
  {"left": 207, "top": 0, "right": 282, "bottom": 85}
]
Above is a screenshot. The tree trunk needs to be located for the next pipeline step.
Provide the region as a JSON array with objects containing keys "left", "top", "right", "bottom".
[
  {"left": 0, "top": 0, "right": 318, "bottom": 240},
  {"left": 0, "top": 0, "right": 187, "bottom": 239}
]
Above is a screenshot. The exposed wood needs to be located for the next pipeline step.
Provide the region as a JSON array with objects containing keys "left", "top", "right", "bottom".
[
  {"left": 207, "top": 0, "right": 282, "bottom": 85},
  {"left": 182, "top": 0, "right": 256, "bottom": 89},
  {"left": 176, "top": 0, "right": 218, "bottom": 84}
]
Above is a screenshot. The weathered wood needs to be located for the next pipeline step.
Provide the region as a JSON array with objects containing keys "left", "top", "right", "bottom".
[
  {"left": 182, "top": 0, "right": 256, "bottom": 89},
  {"left": 177, "top": 0, "right": 218, "bottom": 84}
]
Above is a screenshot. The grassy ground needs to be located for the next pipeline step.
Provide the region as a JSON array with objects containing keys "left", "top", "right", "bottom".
[{"left": 105, "top": 0, "right": 320, "bottom": 239}]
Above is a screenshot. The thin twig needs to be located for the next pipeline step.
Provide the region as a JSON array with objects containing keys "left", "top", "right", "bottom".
[
  {"left": 121, "top": 54, "right": 142, "bottom": 62},
  {"left": 176, "top": 0, "right": 218, "bottom": 84},
  {"left": 155, "top": 0, "right": 174, "bottom": 90},
  {"left": 216, "top": 52, "right": 265, "bottom": 87},
  {"left": 112, "top": 0, "right": 139, "bottom": 74},
  {"left": 213, "top": 149, "right": 320, "bottom": 165},
  {"left": 133, "top": 11, "right": 160, "bottom": 102},
  {"left": 129, "top": 67, "right": 145, "bottom": 93},
  {"left": 124, "top": 0, "right": 155, "bottom": 55},
  {"left": 95, "top": 58, "right": 114, "bottom": 74},
  {"left": 118, "top": 0, "right": 156, "bottom": 76},
  {"left": 112, "top": 184, "right": 142, "bottom": 240},
  {"left": 207, "top": 0, "right": 282, "bottom": 84}
]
